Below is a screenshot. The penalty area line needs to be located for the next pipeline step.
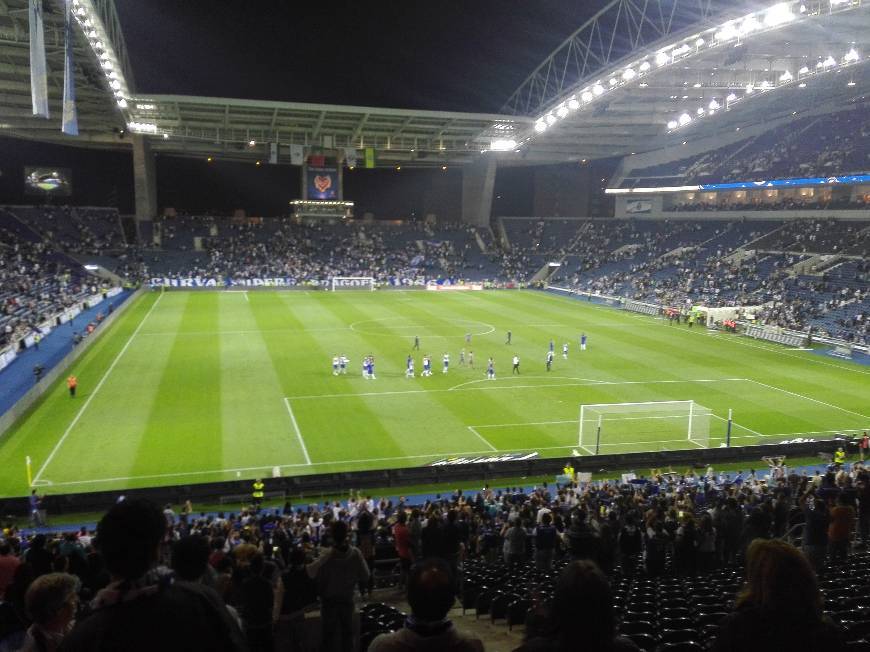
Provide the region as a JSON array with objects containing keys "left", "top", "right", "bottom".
[
  {"left": 467, "top": 426, "right": 498, "bottom": 451},
  {"left": 33, "top": 292, "right": 165, "bottom": 486},
  {"left": 283, "top": 398, "right": 312, "bottom": 465}
]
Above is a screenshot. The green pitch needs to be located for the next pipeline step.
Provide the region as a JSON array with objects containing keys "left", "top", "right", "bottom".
[{"left": 0, "top": 289, "right": 867, "bottom": 497}]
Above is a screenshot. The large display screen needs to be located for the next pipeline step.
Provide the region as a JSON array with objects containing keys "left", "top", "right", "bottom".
[
  {"left": 24, "top": 167, "right": 72, "bottom": 195},
  {"left": 306, "top": 166, "right": 339, "bottom": 200}
]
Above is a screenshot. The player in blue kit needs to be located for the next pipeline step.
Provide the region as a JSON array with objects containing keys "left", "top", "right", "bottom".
[
  {"left": 549, "top": 339, "right": 555, "bottom": 353},
  {"left": 487, "top": 357, "right": 495, "bottom": 380},
  {"left": 442, "top": 353, "right": 450, "bottom": 374},
  {"left": 406, "top": 355, "right": 415, "bottom": 378},
  {"left": 368, "top": 355, "right": 376, "bottom": 380},
  {"left": 581, "top": 332, "right": 587, "bottom": 351},
  {"left": 332, "top": 355, "right": 339, "bottom": 376},
  {"left": 339, "top": 355, "right": 348, "bottom": 374},
  {"left": 362, "top": 356, "right": 370, "bottom": 379},
  {"left": 422, "top": 355, "right": 432, "bottom": 377}
]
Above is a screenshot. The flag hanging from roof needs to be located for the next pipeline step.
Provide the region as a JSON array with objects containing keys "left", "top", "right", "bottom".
[
  {"left": 29, "top": 0, "right": 49, "bottom": 118},
  {"left": 364, "top": 148, "right": 375, "bottom": 169},
  {"left": 61, "top": 0, "right": 79, "bottom": 136}
]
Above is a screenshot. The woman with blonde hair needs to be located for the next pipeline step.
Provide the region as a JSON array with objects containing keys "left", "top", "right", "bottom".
[{"left": 712, "top": 539, "right": 845, "bottom": 651}]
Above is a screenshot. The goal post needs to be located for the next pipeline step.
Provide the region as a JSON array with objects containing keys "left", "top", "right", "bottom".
[
  {"left": 578, "top": 400, "right": 711, "bottom": 454},
  {"left": 330, "top": 276, "right": 375, "bottom": 292}
]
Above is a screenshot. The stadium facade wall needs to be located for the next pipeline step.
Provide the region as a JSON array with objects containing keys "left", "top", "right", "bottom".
[
  {"left": 0, "top": 439, "right": 843, "bottom": 516},
  {"left": 0, "top": 289, "right": 142, "bottom": 438}
]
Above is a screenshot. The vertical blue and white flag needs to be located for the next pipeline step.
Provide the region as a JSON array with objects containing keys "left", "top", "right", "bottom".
[
  {"left": 62, "top": 0, "right": 78, "bottom": 135},
  {"left": 344, "top": 147, "right": 358, "bottom": 168},
  {"left": 290, "top": 143, "right": 304, "bottom": 166},
  {"left": 29, "top": 0, "right": 49, "bottom": 118},
  {"left": 269, "top": 142, "right": 278, "bottom": 164}
]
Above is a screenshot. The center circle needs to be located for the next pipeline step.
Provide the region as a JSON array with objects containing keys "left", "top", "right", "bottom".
[{"left": 349, "top": 318, "right": 495, "bottom": 338}]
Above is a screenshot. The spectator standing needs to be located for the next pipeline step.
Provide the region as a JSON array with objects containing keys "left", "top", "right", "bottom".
[
  {"left": 393, "top": 512, "right": 413, "bottom": 589},
  {"left": 0, "top": 542, "right": 22, "bottom": 601},
  {"left": 711, "top": 539, "right": 845, "bottom": 651},
  {"left": 828, "top": 494, "right": 856, "bottom": 561},
  {"left": 502, "top": 518, "right": 527, "bottom": 566},
  {"left": 306, "top": 520, "right": 370, "bottom": 652},
  {"left": 534, "top": 513, "right": 557, "bottom": 571},
  {"left": 59, "top": 499, "right": 246, "bottom": 651},
  {"left": 20, "top": 572, "right": 78, "bottom": 652},
  {"left": 514, "top": 560, "right": 639, "bottom": 652},
  {"left": 801, "top": 492, "right": 830, "bottom": 572},
  {"left": 369, "top": 558, "right": 483, "bottom": 652}
]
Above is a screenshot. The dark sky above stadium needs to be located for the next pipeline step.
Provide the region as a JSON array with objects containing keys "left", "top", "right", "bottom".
[{"left": 115, "top": 1, "right": 599, "bottom": 113}]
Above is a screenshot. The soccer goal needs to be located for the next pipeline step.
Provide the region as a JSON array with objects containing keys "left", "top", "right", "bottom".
[
  {"left": 330, "top": 276, "right": 375, "bottom": 291},
  {"left": 578, "top": 400, "right": 711, "bottom": 455}
]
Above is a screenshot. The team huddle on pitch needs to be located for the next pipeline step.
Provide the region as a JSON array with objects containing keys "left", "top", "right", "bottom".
[{"left": 330, "top": 331, "right": 588, "bottom": 380}]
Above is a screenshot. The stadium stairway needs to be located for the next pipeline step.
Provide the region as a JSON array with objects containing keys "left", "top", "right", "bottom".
[{"left": 0, "top": 289, "right": 134, "bottom": 418}]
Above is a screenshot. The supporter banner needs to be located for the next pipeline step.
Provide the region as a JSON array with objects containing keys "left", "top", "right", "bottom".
[
  {"left": 427, "top": 452, "right": 539, "bottom": 466},
  {"left": 0, "top": 348, "right": 17, "bottom": 374},
  {"left": 29, "top": 0, "right": 49, "bottom": 118},
  {"left": 306, "top": 165, "right": 339, "bottom": 200},
  {"left": 625, "top": 199, "right": 652, "bottom": 214},
  {"left": 61, "top": 0, "right": 78, "bottom": 136},
  {"left": 699, "top": 173, "right": 870, "bottom": 191},
  {"left": 364, "top": 147, "right": 375, "bottom": 169},
  {"left": 344, "top": 147, "right": 358, "bottom": 168},
  {"left": 290, "top": 144, "right": 304, "bottom": 166},
  {"left": 149, "top": 276, "right": 429, "bottom": 288}
]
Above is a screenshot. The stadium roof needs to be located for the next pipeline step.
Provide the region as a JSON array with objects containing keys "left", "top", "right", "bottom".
[{"left": 1, "top": 0, "right": 869, "bottom": 166}]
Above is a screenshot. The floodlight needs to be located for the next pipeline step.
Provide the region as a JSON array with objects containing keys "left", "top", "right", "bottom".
[
  {"left": 639, "top": 61, "right": 651, "bottom": 72},
  {"left": 715, "top": 23, "right": 739, "bottom": 42},
  {"left": 695, "top": 38, "right": 705, "bottom": 47},
  {"left": 110, "top": 80, "right": 121, "bottom": 90},
  {"left": 581, "top": 91, "right": 593, "bottom": 102},
  {"left": 545, "top": 114, "right": 557, "bottom": 125},
  {"left": 844, "top": 48, "right": 860, "bottom": 63},
  {"left": 739, "top": 15, "right": 760, "bottom": 35},
  {"left": 622, "top": 68, "right": 636, "bottom": 81},
  {"left": 696, "top": 107, "right": 705, "bottom": 115},
  {"left": 117, "top": 98, "right": 127, "bottom": 108},
  {"left": 708, "top": 99, "right": 720, "bottom": 110},
  {"left": 667, "top": 120, "right": 678, "bottom": 129},
  {"left": 609, "top": 78, "right": 618, "bottom": 86},
  {"left": 692, "top": 82, "right": 701, "bottom": 88},
  {"left": 673, "top": 44, "right": 690, "bottom": 56},
  {"left": 798, "top": 82, "right": 807, "bottom": 88},
  {"left": 248, "top": 139, "right": 256, "bottom": 146},
  {"left": 726, "top": 93, "right": 737, "bottom": 102},
  {"left": 779, "top": 70, "right": 792, "bottom": 82},
  {"left": 490, "top": 139, "right": 517, "bottom": 151},
  {"left": 678, "top": 113, "right": 692, "bottom": 126},
  {"left": 798, "top": 65, "right": 809, "bottom": 74},
  {"left": 655, "top": 52, "right": 669, "bottom": 66},
  {"left": 567, "top": 98, "right": 580, "bottom": 110},
  {"left": 822, "top": 56, "right": 836, "bottom": 67},
  {"left": 534, "top": 120, "right": 547, "bottom": 133},
  {"left": 745, "top": 83, "right": 754, "bottom": 93},
  {"left": 765, "top": 3, "right": 794, "bottom": 27},
  {"left": 592, "top": 84, "right": 604, "bottom": 95},
  {"left": 557, "top": 105, "right": 569, "bottom": 118}
]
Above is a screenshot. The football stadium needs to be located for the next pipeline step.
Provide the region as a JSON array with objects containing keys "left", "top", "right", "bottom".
[{"left": 0, "top": 1, "right": 869, "bottom": 650}]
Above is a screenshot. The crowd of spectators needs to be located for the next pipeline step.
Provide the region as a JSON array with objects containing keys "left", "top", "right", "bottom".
[
  {"left": 2, "top": 455, "right": 869, "bottom": 651},
  {"left": 670, "top": 195, "right": 869, "bottom": 213}
]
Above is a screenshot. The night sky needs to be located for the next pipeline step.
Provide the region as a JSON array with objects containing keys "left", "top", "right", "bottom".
[
  {"left": 115, "top": 0, "right": 599, "bottom": 112},
  {"left": 1, "top": 2, "right": 614, "bottom": 216}
]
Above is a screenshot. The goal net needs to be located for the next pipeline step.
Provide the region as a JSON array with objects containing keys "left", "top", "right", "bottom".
[
  {"left": 330, "top": 277, "right": 375, "bottom": 291},
  {"left": 578, "top": 400, "right": 711, "bottom": 454}
]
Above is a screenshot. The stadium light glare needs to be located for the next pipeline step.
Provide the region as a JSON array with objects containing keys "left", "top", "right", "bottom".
[
  {"left": 622, "top": 68, "right": 636, "bottom": 81},
  {"left": 162, "top": 133, "right": 169, "bottom": 140},
  {"left": 534, "top": 120, "right": 547, "bottom": 133},
  {"left": 639, "top": 61, "right": 651, "bottom": 72},
  {"left": 739, "top": 15, "right": 761, "bottom": 35},
  {"left": 673, "top": 44, "right": 690, "bottom": 57},
  {"left": 822, "top": 55, "right": 836, "bottom": 67},
  {"left": 759, "top": 80, "right": 772, "bottom": 90},
  {"left": 581, "top": 91, "right": 593, "bottom": 102},
  {"left": 109, "top": 80, "right": 121, "bottom": 91},
  {"left": 798, "top": 65, "right": 809, "bottom": 74},
  {"left": 708, "top": 99, "right": 720, "bottom": 110},
  {"left": 609, "top": 78, "right": 618, "bottom": 86},
  {"left": 545, "top": 114, "right": 557, "bottom": 125},
  {"left": 567, "top": 98, "right": 580, "bottom": 110},
  {"left": 655, "top": 51, "right": 669, "bottom": 66},
  {"left": 692, "top": 82, "right": 702, "bottom": 88},
  {"left": 695, "top": 38, "right": 705, "bottom": 47},
  {"left": 248, "top": 139, "right": 256, "bottom": 147},
  {"left": 715, "top": 23, "right": 738, "bottom": 42},
  {"left": 764, "top": 3, "right": 794, "bottom": 27},
  {"left": 592, "top": 84, "right": 604, "bottom": 96},
  {"left": 678, "top": 113, "right": 692, "bottom": 126},
  {"left": 639, "top": 82, "right": 648, "bottom": 88},
  {"left": 696, "top": 107, "right": 705, "bottom": 116},
  {"left": 116, "top": 98, "right": 127, "bottom": 108},
  {"left": 779, "top": 70, "right": 793, "bottom": 81},
  {"left": 87, "top": 29, "right": 97, "bottom": 39},
  {"left": 490, "top": 139, "right": 517, "bottom": 151},
  {"left": 556, "top": 105, "right": 569, "bottom": 118},
  {"left": 844, "top": 48, "right": 860, "bottom": 62},
  {"left": 746, "top": 83, "right": 755, "bottom": 94},
  {"left": 798, "top": 82, "right": 807, "bottom": 87},
  {"left": 726, "top": 93, "right": 738, "bottom": 102},
  {"left": 667, "top": 120, "right": 678, "bottom": 129},
  {"left": 848, "top": 80, "right": 857, "bottom": 86}
]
